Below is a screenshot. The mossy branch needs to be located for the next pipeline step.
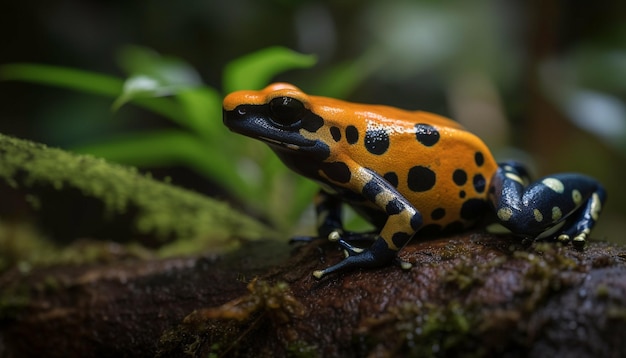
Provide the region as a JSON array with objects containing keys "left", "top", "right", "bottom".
[{"left": 0, "top": 133, "right": 272, "bottom": 249}]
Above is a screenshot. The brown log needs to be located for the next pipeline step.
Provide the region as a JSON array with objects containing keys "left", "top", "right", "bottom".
[{"left": 2, "top": 233, "right": 626, "bottom": 357}]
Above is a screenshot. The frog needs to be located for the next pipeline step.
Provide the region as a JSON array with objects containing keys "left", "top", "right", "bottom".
[{"left": 223, "top": 83, "right": 607, "bottom": 279}]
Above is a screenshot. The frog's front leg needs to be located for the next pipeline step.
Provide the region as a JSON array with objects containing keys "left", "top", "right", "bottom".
[
  {"left": 313, "top": 167, "right": 422, "bottom": 279},
  {"left": 490, "top": 161, "right": 607, "bottom": 246},
  {"left": 313, "top": 189, "right": 378, "bottom": 243},
  {"left": 291, "top": 189, "right": 376, "bottom": 244},
  {"left": 308, "top": 189, "right": 343, "bottom": 240}
]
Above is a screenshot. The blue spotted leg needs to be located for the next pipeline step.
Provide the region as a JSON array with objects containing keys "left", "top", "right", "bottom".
[{"left": 489, "top": 161, "right": 606, "bottom": 246}]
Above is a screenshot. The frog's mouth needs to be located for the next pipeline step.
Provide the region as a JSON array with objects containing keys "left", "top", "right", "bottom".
[
  {"left": 223, "top": 107, "right": 318, "bottom": 150},
  {"left": 258, "top": 136, "right": 304, "bottom": 150}
]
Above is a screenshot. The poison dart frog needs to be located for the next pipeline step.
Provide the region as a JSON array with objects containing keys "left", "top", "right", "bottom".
[{"left": 223, "top": 83, "right": 607, "bottom": 279}]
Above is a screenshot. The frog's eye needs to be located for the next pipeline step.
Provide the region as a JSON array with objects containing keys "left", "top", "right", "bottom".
[{"left": 269, "top": 96, "right": 305, "bottom": 126}]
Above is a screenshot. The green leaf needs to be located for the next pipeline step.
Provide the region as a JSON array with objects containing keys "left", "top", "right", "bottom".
[
  {"left": 0, "top": 63, "right": 185, "bottom": 122},
  {"left": 176, "top": 87, "right": 223, "bottom": 140},
  {"left": 223, "top": 47, "right": 317, "bottom": 93},
  {"left": 0, "top": 63, "right": 123, "bottom": 96},
  {"left": 131, "top": 96, "right": 185, "bottom": 123},
  {"left": 117, "top": 45, "right": 202, "bottom": 87},
  {"left": 113, "top": 46, "right": 203, "bottom": 112},
  {"left": 73, "top": 130, "right": 255, "bottom": 199},
  {"left": 112, "top": 75, "right": 172, "bottom": 110}
]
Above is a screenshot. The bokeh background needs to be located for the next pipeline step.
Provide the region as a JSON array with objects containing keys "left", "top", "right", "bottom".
[{"left": 1, "top": 0, "right": 624, "bottom": 242}]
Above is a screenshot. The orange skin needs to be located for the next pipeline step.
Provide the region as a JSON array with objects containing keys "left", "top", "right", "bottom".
[{"left": 224, "top": 83, "right": 498, "bottom": 231}]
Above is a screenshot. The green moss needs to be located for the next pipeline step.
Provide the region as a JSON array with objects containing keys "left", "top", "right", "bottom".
[
  {"left": 195, "top": 279, "right": 306, "bottom": 323},
  {"left": 0, "top": 133, "right": 275, "bottom": 268},
  {"left": 360, "top": 301, "right": 484, "bottom": 357},
  {"left": 443, "top": 258, "right": 484, "bottom": 291},
  {"left": 596, "top": 283, "right": 610, "bottom": 298},
  {"left": 606, "top": 306, "right": 626, "bottom": 321},
  {"left": 439, "top": 240, "right": 471, "bottom": 260},
  {"left": 157, "top": 279, "right": 307, "bottom": 356},
  {"left": 286, "top": 341, "right": 318, "bottom": 358},
  {"left": 513, "top": 242, "right": 579, "bottom": 310},
  {"left": 444, "top": 256, "right": 506, "bottom": 292},
  {"left": 359, "top": 242, "right": 593, "bottom": 356}
]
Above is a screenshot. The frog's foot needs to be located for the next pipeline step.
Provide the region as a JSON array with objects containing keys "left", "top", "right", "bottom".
[
  {"left": 552, "top": 193, "right": 604, "bottom": 248},
  {"left": 327, "top": 229, "right": 378, "bottom": 243},
  {"left": 336, "top": 237, "right": 366, "bottom": 255},
  {"left": 290, "top": 229, "right": 377, "bottom": 245},
  {"left": 312, "top": 237, "right": 406, "bottom": 279},
  {"left": 540, "top": 183, "right": 606, "bottom": 249}
]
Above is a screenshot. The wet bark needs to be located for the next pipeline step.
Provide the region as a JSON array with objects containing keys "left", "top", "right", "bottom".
[{"left": 2, "top": 233, "right": 626, "bottom": 357}]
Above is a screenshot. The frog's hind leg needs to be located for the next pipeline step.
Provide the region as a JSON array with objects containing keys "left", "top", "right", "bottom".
[{"left": 489, "top": 161, "right": 606, "bottom": 246}]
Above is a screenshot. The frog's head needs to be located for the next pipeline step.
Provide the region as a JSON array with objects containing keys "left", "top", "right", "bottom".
[{"left": 223, "top": 83, "right": 329, "bottom": 157}]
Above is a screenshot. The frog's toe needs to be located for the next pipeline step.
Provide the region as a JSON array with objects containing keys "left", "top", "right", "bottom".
[
  {"left": 572, "top": 230, "right": 590, "bottom": 248},
  {"left": 557, "top": 226, "right": 591, "bottom": 249},
  {"left": 556, "top": 233, "right": 571, "bottom": 243},
  {"left": 327, "top": 230, "right": 342, "bottom": 242},
  {"left": 394, "top": 257, "right": 413, "bottom": 270},
  {"left": 337, "top": 239, "right": 365, "bottom": 256},
  {"left": 327, "top": 229, "right": 377, "bottom": 243},
  {"left": 312, "top": 250, "right": 378, "bottom": 279}
]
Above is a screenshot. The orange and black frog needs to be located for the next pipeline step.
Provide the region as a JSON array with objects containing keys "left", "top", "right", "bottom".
[{"left": 223, "top": 83, "right": 606, "bottom": 279}]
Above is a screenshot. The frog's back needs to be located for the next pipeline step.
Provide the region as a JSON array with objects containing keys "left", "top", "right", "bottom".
[
  {"left": 376, "top": 123, "right": 498, "bottom": 233},
  {"left": 308, "top": 99, "right": 499, "bottom": 233}
]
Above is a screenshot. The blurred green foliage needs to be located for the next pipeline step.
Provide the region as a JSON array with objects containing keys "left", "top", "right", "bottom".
[
  {"left": 0, "top": 47, "right": 321, "bottom": 231},
  {"left": 539, "top": 43, "right": 626, "bottom": 153}
]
